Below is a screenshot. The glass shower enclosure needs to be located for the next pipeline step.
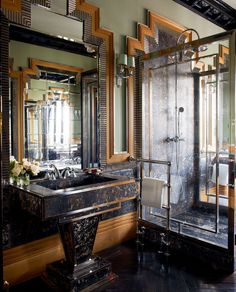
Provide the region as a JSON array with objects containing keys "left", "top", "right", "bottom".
[{"left": 140, "top": 30, "right": 236, "bottom": 263}]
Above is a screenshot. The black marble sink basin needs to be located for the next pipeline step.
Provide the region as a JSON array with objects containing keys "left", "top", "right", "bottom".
[
  {"left": 13, "top": 173, "right": 138, "bottom": 220},
  {"left": 36, "top": 174, "right": 116, "bottom": 191}
]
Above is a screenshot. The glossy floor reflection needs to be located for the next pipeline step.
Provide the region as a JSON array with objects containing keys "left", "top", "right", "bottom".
[{"left": 9, "top": 240, "right": 236, "bottom": 292}]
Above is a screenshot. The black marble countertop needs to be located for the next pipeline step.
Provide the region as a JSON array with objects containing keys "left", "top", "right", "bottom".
[{"left": 9, "top": 173, "right": 139, "bottom": 221}]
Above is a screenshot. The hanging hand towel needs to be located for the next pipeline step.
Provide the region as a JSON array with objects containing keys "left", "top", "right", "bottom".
[{"left": 141, "top": 177, "right": 167, "bottom": 208}]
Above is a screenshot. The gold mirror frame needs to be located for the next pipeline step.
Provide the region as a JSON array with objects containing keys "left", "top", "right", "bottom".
[{"left": 2, "top": 0, "right": 132, "bottom": 166}]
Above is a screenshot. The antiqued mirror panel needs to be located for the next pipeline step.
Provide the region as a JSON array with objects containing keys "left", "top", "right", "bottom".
[{"left": 24, "top": 68, "right": 82, "bottom": 164}]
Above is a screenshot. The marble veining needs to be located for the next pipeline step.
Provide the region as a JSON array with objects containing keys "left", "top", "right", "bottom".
[
  {"left": 59, "top": 216, "right": 99, "bottom": 272},
  {"left": 11, "top": 173, "right": 138, "bottom": 220},
  {"left": 4, "top": 170, "right": 138, "bottom": 248}
]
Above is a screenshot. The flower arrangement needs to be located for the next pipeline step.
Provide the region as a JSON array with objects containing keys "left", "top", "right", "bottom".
[{"left": 10, "top": 156, "right": 40, "bottom": 186}]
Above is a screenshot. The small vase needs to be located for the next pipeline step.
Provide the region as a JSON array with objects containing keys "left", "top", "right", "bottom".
[{"left": 10, "top": 176, "right": 20, "bottom": 185}]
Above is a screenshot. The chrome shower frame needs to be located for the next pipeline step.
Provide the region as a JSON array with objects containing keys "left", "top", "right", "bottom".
[{"left": 140, "top": 29, "right": 236, "bottom": 256}]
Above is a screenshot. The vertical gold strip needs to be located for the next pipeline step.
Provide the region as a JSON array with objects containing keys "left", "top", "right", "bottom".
[
  {"left": 1, "top": 0, "right": 22, "bottom": 12},
  {"left": 18, "top": 72, "right": 24, "bottom": 161},
  {"left": 148, "top": 68, "right": 153, "bottom": 175}
]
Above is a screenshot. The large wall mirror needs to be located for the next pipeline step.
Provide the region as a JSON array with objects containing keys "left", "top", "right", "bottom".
[
  {"left": 1, "top": 0, "right": 128, "bottom": 178},
  {"left": 10, "top": 56, "right": 98, "bottom": 169},
  {"left": 9, "top": 25, "right": 99, "bottom": 168},
  {"left": 9, "top": 3, "right": 99, "bottom": 170}
]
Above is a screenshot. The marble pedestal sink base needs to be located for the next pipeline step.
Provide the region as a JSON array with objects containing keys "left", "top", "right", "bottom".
[
  {"left": 14, "top": 174, "right": 138, "bottom": 291},
  {"left": 42, "top": 216, "right": 117, "bottom": 291},
  {"left": 42, "top": 256, "right": 117, "bottom": 291}
]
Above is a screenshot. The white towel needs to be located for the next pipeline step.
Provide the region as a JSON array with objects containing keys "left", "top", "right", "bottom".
[
  {"left": 211, "top": 163, "right": 229, "bottom": 186},
  {"left": 141, "top": 177, "right": 167, "bottom": 208}
]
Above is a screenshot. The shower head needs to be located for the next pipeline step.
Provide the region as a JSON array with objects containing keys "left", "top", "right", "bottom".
[
  {"left": 182, "top": 44, "right": 208, "bottom": 59},
  {"left": 182, "top": 48, "right": 195, "bottom": 59},
  {"left": 179, "top": 107, "right": 184, "bottom": 113}
]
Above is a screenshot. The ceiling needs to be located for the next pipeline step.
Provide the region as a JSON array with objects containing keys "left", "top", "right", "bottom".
[
  {"left": 222, "top": 0, "right": 236, "bottom": 10},
  {"left": 32, "top": 1, "right": 236, "bottom": 43},
  {"left": 173, "top": 0, "right": 236, "bottom": 30}
]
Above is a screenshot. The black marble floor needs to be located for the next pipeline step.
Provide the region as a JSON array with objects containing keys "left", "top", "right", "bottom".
[{"left": 9, "top": 240, "right": 236, "bottom": 292}]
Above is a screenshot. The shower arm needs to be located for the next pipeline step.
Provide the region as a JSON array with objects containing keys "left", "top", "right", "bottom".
[{"left": 176, "top": 28, "right": 200, "bottom": 46}]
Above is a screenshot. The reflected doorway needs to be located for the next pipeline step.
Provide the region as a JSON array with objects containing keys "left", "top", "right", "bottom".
[{"left": 82, "top": 70, "right": 99, "bottom": 168}]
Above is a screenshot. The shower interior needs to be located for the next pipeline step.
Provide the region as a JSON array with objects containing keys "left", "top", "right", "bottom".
[{"left": 141, "top": 32, "right": 235, "bottom": 250}]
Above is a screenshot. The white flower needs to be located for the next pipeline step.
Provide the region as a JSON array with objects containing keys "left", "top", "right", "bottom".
[
  {"left": 11, "top": 163, "right": 23, "bottom": 177},
  {"left": 22, "top": 158, "right": 31, "bottom": 171},
  {"left": 10, "top": 157, "right": 41, "bottom": 178},
  {"left": 10, "top": 156, "right": 15, "bottom": 162},
  {"left": 30, "top": 164, "right": 40, "bottom": 176}
]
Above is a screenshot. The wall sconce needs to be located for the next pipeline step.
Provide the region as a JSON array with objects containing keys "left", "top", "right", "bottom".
[{"left": 116, "top": 53, "right": 135, "bottom": 87}]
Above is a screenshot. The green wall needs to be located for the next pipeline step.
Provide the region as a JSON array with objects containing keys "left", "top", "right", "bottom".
[
  {"left": 90, "top": 0, "right": 223, "bottom": 51},
  {"left": 9, "top": 41, "right": 97, "bottom": 71},
  {"left": 89, "top": 0, "right": 224, "bottom": 153}
]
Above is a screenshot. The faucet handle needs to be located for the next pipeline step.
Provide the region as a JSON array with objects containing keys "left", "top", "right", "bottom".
[
  {"left": 69, "top": 168, "right": 77, "bottom": 178},
  {"left": 44, "top": 170, "right": 56, "bottom": 180},
  {"left": 44, "top": 170, "right": 51, "bottom": 180},
  {"left": 49, "top": 164, "right": 61, "bottom": 179},
  {"left": 51, "top": 172, "right": 56, "bottom": 180}
]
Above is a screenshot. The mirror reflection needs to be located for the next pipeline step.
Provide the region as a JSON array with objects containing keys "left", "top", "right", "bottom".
[
  {"left": 9, "top": 5, "right": 99, "bottom": 170},
  {"left": 24, "top": 62, "right": 82, "bottom": 164}
]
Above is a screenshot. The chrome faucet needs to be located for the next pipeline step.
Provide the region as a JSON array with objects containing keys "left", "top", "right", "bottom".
[
  {"left": 61, "top": 167, "right": 71, "bottom": 179},
  {"left": 61, "top": 167, "right": 77, "bottom": 178},
  {"left": 70, "top": 168, "right": 77, "bottom": 178},
  {"left": 49, "top": 164, "right": 61, "bottom": 179}
]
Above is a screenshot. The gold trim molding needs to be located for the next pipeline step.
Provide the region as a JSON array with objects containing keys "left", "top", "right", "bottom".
[
  {"left": 1, "top": 0, "right": 21, "bottom": 12},
  {"left": 219, "top": 45, "right": 229, "bottom": 65},
  {"left": 24, "top": 59, "right": 83, "bottom": 78},
  {"left": 127, "top": 11, "right": 191, "bottom": 56},
  {"left": 9, "top": 70, "right": 23, "bottom": 160}
]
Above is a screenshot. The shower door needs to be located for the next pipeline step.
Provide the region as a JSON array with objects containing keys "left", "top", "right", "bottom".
[{"left": 141, "top": 32, "right": 235, "bottom": 249}]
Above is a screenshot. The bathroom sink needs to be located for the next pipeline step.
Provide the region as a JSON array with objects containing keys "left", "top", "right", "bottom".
[
  {"left": 36, "top": 174, "right": 117, "bottom": 191},
  {"left": 15, "top": 173, "right": 138, "bottom": 220}
]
